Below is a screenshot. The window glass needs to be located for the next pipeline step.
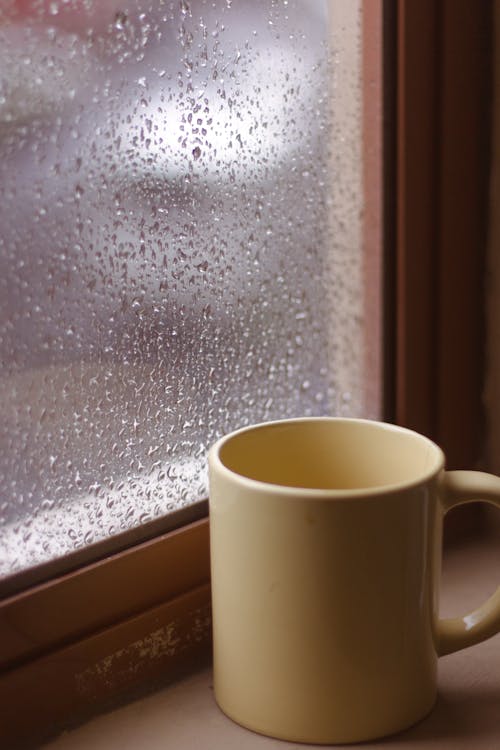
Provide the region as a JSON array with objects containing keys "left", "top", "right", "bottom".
[{"left": 0, "top": 0, "right": 377, "bottom": 578}]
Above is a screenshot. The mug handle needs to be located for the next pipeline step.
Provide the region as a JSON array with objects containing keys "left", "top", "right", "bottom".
[{"left": 437, "top": 470, "right": 500, "bottom": 657}]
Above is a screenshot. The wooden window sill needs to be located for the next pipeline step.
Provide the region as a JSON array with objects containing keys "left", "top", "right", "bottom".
[{"left": 40, "top": 531, "right": 499, "bottom": 750}]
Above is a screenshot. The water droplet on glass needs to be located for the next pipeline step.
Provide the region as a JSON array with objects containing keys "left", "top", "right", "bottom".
[{"left": 115, "top": 11, "right": 128, "bottom": 30}]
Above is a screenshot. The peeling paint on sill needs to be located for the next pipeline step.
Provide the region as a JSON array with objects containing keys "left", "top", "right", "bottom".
[{"left": 75, "top": 602, "right": 211, "bottom": 697}]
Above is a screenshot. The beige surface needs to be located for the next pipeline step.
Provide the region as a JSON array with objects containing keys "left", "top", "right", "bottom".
[{"left": 42, "top": 533, "right": 499, "bottom": 750}]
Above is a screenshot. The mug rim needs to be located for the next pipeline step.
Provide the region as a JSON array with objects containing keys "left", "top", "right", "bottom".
[{"left": 208, "top": 416, "right": 446, "bottom": 499}]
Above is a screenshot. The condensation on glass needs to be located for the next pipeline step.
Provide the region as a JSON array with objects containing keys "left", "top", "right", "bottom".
[{"left": 0, "top": 0, "right": 375, "bottom": 577}]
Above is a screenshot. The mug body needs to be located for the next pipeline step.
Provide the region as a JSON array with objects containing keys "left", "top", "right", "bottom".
[{"left": 208, "top": 418, "right": 445, "bottom": 744}]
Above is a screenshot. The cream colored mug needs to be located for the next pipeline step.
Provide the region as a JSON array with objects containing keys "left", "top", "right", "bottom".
[{"left": 208, "top": 418, "right": 500, "bottom": 744}]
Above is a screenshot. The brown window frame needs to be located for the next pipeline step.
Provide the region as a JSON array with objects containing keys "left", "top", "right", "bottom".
[
  {"left": 0, "top": 1, "right": 492, "bottom": 746},
  {"left": 395, "top": 0, "right": 490, "bottom": 471}
]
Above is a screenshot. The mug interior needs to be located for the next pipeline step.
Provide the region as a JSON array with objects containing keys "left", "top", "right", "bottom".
[{"left": 216, "top": 419, "right": 444, "bottom": 491}]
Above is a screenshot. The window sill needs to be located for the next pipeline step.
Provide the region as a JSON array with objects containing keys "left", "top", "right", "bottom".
[{"left": 41, "top": 532, "right": 499, "bottom": 750}]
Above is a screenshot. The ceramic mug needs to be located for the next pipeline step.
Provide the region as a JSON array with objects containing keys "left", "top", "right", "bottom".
[{"left": 208, "top": 417, "right": 500, "bottom": 744}]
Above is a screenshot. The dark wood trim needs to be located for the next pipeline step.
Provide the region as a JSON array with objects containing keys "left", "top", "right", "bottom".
[
  {"left": 396, "top": 0, "right": 441, "bottom": 440},
  {"left": 396, "top": 0, "right": 491, "bottom": 469},
  {"left": 381, "top": 0, "right": 397, "bottom": 422},
  {"left": 435, "top": 0, "right": 491, "bottom": 469}
]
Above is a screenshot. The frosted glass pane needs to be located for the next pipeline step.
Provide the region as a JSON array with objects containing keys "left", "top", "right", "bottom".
[{"left": 0, "top": 0, "right": 373, "bottom": 579}]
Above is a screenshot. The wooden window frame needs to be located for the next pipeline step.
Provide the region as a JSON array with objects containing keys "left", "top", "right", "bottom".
[
  {"left": 0, "top": 2, "right": 492, "bottom": 746},
  {"left": 396, "top": 0, "right": 491, "bottom": 470}
]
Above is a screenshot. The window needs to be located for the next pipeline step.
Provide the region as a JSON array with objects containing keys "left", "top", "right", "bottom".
[
  {"left": 1, "top": 0, "right": 381, "bottom": 584},
  {"left": 0, "top": 1, "right": 492, "bottom": 747}
]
